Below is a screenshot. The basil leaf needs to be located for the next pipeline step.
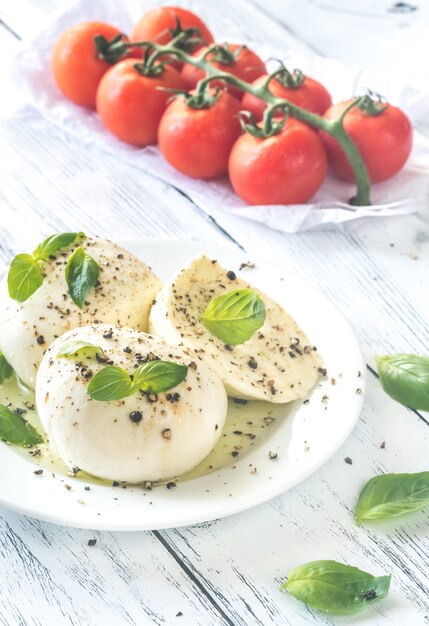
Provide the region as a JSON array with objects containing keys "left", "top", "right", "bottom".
[
  {"left": 7, "top": 254, "right": 44, "bottom": 302},
  {"left": 0, "top": 404, "right": 43, "bottom": 446},
  {"left": 7, "top": 232, "right": 86, "bottom": 303},
  {"left": 0, "top": 353, "right": 13, "bottom": 385},
  {"left": 58, "top": 341, "right": 103, "bottom": 359},
  {"left": 87, "top": 366, "right": 134, "bottom": 401},
  {"left": 282, "top": 560, "right": 391, "bottom": 615},
  {"left": 88, "top": 359, "right": 188, "bottom": 401},
  {"left": 65, "top": 246, "right": 100, "bottom": 309},
  {"left": 375, "top": 354, "right": 429, "bottom": 411},
  {"left": 134, "top": 360, "right": 188, "bottom": 393},
  {"left": 356, "top": 472, "right": 429, "bottom": 525},
  {"left": 201, "top": 288, "right": 266, "bottom": 345},
  {"left": 33, "top": 232, "right": 85, "bottom": 260}
]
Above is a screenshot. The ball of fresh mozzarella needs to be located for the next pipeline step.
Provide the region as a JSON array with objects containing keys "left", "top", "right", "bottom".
[
  {"left": 149, "top": 255, "right": 322, "bottom": 403},
  {"left": 0, "top": 237, "right": 161, "bottom": 388},
  {"left": 36, "top": 324, "right": 227, "bottom": 483}
]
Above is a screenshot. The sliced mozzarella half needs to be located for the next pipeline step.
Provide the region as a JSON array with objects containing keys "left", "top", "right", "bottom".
[
  {"left": 0, "top": 237, "right": 161, "bottom": 388},
  {"left": 149, "top": 255, "right": 321, "bottom": 402},
  {"left": 36, "top": 324, "right": 227, "bottom": 483}
]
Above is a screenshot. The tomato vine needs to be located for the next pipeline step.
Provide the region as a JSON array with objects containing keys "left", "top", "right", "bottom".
[{"left": 98, "top": 30, "right": 373, "bottom": 206}]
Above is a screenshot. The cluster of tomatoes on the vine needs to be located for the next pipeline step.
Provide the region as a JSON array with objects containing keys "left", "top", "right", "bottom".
[{"left": 52, "top": 6, "right": 413, "bottom": 206}]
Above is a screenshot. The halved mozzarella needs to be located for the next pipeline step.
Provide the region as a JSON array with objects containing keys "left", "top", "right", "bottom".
[
  {"left": 36, "top": 324, "right": 227, "bottom": 483},
  {"left": 0, "top": 237, "right": 161, "bottom": 388},
  {"left": 149, "top": 255, "right": 321, "bottom": 402}
]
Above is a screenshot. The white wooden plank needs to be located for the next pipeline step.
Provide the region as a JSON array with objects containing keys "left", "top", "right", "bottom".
[
  {"left": 0, "top": 508, "right": 229, "bottom": 626},
  {"left": 0, "top": 20, "right": 19, "bottom": 56},
  {"left": 0, "top": 0, "right": 58, "bottom": 40},
  {"left": 251, "top": 0, "right": 429, "bottom": 87}
]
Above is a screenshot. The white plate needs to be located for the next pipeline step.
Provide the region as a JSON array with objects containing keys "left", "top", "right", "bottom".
[{"left": 0, "top": 239, "right": 365, "bottom": 530}]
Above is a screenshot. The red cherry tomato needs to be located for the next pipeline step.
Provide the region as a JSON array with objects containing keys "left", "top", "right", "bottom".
[
  {"left": 96, "top": 59, "right": 186, "bottom": 147},
  {"left": 182, "top": 44, "right": 266, "bottom": 100},
  {"left": 320, "top": 100, "right": 413, "bottom": 183},
  {"left": 228, "top": 118, "right": 327, "bottom": 205},
  {"left": 52, "top": 22, "right": 130, "bottom": 108},
  {"left": 158, "top": 90, "right": 242, "bottom": 179},
  {"left": 131, "top": 6, "right": 213, "bottom": 56},
  {"left": 242, "top": 73, "right": 332, "bottom": 120}
]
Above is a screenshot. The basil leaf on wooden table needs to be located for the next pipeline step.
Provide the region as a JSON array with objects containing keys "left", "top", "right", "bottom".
[
  {"left": 58, "top": 341, "right": 103, "bottom": 359},
  {"left": 7, "top": 254, "right": 43, "bottom": 302},
  {"left": 88, "top": 361, "right": 188, "bottom": 401},
  {"left": 65, "top": 246, "right": 100, "bottom": 309},
  {"left": 0, "top": 353, "right": 13, "bottom": 385},
  {"left": 134, "top": 361, "right": 188, "bottom": 393},
  {"left": 201, "top": 288, "right": 266, "bottom": 345},
  {"left": 356, "top": 472, "right": 429, "bottom": 525},
  {"left": 87, "top": 366, "right": 134, "bottom": 401},
  {"left": 375, "top": 354, "right": 429, "bottom": 411},
  {"left": 0, "top": 404, "right": 43, "bottom": 446},
  {"left": 33, "top": 231, "right": 84, "bottom": 260},
  {"left": 281, "top": 560, "right": 391, "bottom": 615}
]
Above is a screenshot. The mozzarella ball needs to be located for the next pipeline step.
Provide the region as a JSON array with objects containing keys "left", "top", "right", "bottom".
[
  {"left": 0, "top": 237, "right": 161, "bottom": 388},
  {"left": 149, "top": 255, "right": 321, "bottom": 402},
  {"left": 36, "top": 324, "right": 227, "bottom": 482}
]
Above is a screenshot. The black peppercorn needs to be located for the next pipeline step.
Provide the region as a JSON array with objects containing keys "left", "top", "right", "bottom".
[
  {"left": 248, "top": 357, "right": 257, "bottom": 369},
  {"left": 130, "top": 411, "right": 143, "bottom": 423}
]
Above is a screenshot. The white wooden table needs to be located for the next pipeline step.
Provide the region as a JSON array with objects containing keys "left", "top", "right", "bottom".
[{"left": 1, "top": 1, "right": 429, "bottom": 624}]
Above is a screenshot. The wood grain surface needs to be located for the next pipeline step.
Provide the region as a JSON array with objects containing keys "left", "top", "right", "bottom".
[{"left": 0, "top": 1, "right": 428, "bottom": 625}]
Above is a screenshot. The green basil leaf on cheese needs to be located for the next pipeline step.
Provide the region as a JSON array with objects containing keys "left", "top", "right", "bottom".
[
  {"left": 7, "top": 232, "right": 87, "bottom": 303},
  {"left": 65, "top": 246, "right": 100, "bottom": 309},
  {"left": 201, "top": 288, "right": 266, "bottom": 345},
  {"left": 87, "top": 366, "right": 135, "bottom": 401},
  {"left": 58, "top": 341, "right": 103, "bottom": 359},
  {"left": 88, "top": 359, "right": 188, "bottom": 401},
  {"left": 134, "top": 360, "right": 188, "bottom": 393},
  {"left": 33, "top": 232, "right": 85, "bottom": 261},
  {"left": 7, "top": 254, "right": 44, "bottom": 302}
]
